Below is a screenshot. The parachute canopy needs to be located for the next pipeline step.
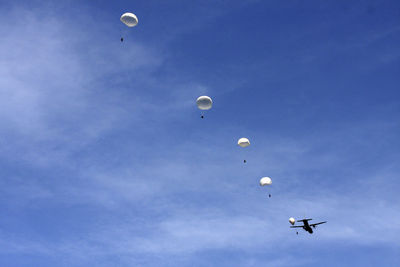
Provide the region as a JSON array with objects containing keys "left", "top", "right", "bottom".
[
  {"left": 289, "top": 217, "right": 295, "bottom": 225},
  {"left": 121, "top": 13, "right": 138, "bottom": 27},
  {"left": 238, "top": 138, "right": 250, "bottom": 148},
  {"left": 196, "top": 96, "right": 212, "bottom": 110},
  {"left": 260, "top": 177, "right": 272, "bottom": 186}
]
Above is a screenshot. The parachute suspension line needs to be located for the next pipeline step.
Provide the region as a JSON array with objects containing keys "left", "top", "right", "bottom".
[
  {"left": 120, "top": 27, "right": 125, "bottom": 43},
  {"left": 121, "top": 26, "right": 128, "bottom": 43},
  {"left": 120, "top": 20, "right": 124, "bottom": 43}
]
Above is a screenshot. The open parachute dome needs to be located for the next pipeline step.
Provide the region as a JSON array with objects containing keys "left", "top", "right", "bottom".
[
  {"left": 238, "top": 138, "right": 250, "bottom": 148},
  {"left": 121, "top": 12, "right": 138, "bottom": 27},
  {"left": 260, "top": 177, "right": 272, "bottom": 186},
  {"left": 196, "top": 96, "right": 212, "bottom": 110}
]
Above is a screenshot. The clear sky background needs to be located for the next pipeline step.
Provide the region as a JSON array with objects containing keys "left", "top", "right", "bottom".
[{"left": 0, "top": 0, "right": 399, "bottom": 266}]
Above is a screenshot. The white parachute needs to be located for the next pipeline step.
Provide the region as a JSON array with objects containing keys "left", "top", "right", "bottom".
[
  {"left": 289, "top": 217, "right": 295, "bottom": 225},
  {"left": 260, "top": 177, "right": 272, "bottom": 186},
  {"left": 120, "top": 12, "right": 139, "bottom": 27},
  {"left": 238, "top": 138, "right": 250, "bottom": 148},
  {"left": 196, "top": 96, "right": 212, "bottom": 110}
]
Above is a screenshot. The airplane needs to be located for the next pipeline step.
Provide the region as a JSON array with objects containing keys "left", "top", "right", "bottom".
[{"left": 290, "top": 219, "right": 327, "bottom": 234}]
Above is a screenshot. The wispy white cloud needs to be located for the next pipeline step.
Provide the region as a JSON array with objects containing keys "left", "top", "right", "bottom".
[
  {"left": 2, "top": 117, "right": 397, "bottom": 265},
  {"left": 0, "top": 6, "right": 211, "bottom": 169}
]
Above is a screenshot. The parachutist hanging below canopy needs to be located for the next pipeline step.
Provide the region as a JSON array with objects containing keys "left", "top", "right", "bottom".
[
  {"left": 196, "top": 96, "right": 212, "bottom": 118},
  {"left": 120, "top": 12, "right": 138, "bottom": 43},
  {"left": 260, "top": 177, "right": 272, "bottom": 197},
  {"left": 238, "top": 138, "right": 250, "bottom": 163}
]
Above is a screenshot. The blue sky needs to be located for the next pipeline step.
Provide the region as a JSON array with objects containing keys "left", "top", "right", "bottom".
[{"left": 0, "top": 0, "right": 399, "bottom": 266}]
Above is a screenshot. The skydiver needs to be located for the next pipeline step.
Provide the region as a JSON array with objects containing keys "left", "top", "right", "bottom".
[
  {"left": 121, "top": 37, "right": 124, "bottom": 42},
  {"left": 243, "top": 159, "right": 246, "bottom": 163},
  {"left": 269, "top": 194, "right": 271, "bottom": 198}
]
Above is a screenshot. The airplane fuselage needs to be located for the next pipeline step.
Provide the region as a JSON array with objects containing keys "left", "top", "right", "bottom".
[
  {"left": 292, "top": 219, "right": 326, "bottom": 234},
  {"left": 303, "top": 221, "right": 313, "bottom": 234}
]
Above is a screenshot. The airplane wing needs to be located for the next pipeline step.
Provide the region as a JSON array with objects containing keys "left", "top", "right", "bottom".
[
  {"left": 297, "top": 218, "right": 312, "bottom": 222},
  {"left": 310, "top": 221, "right": 327, "bottom": 227},
  {"left": 290, "top": 225, "right": 304, "bottom": 228}
]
